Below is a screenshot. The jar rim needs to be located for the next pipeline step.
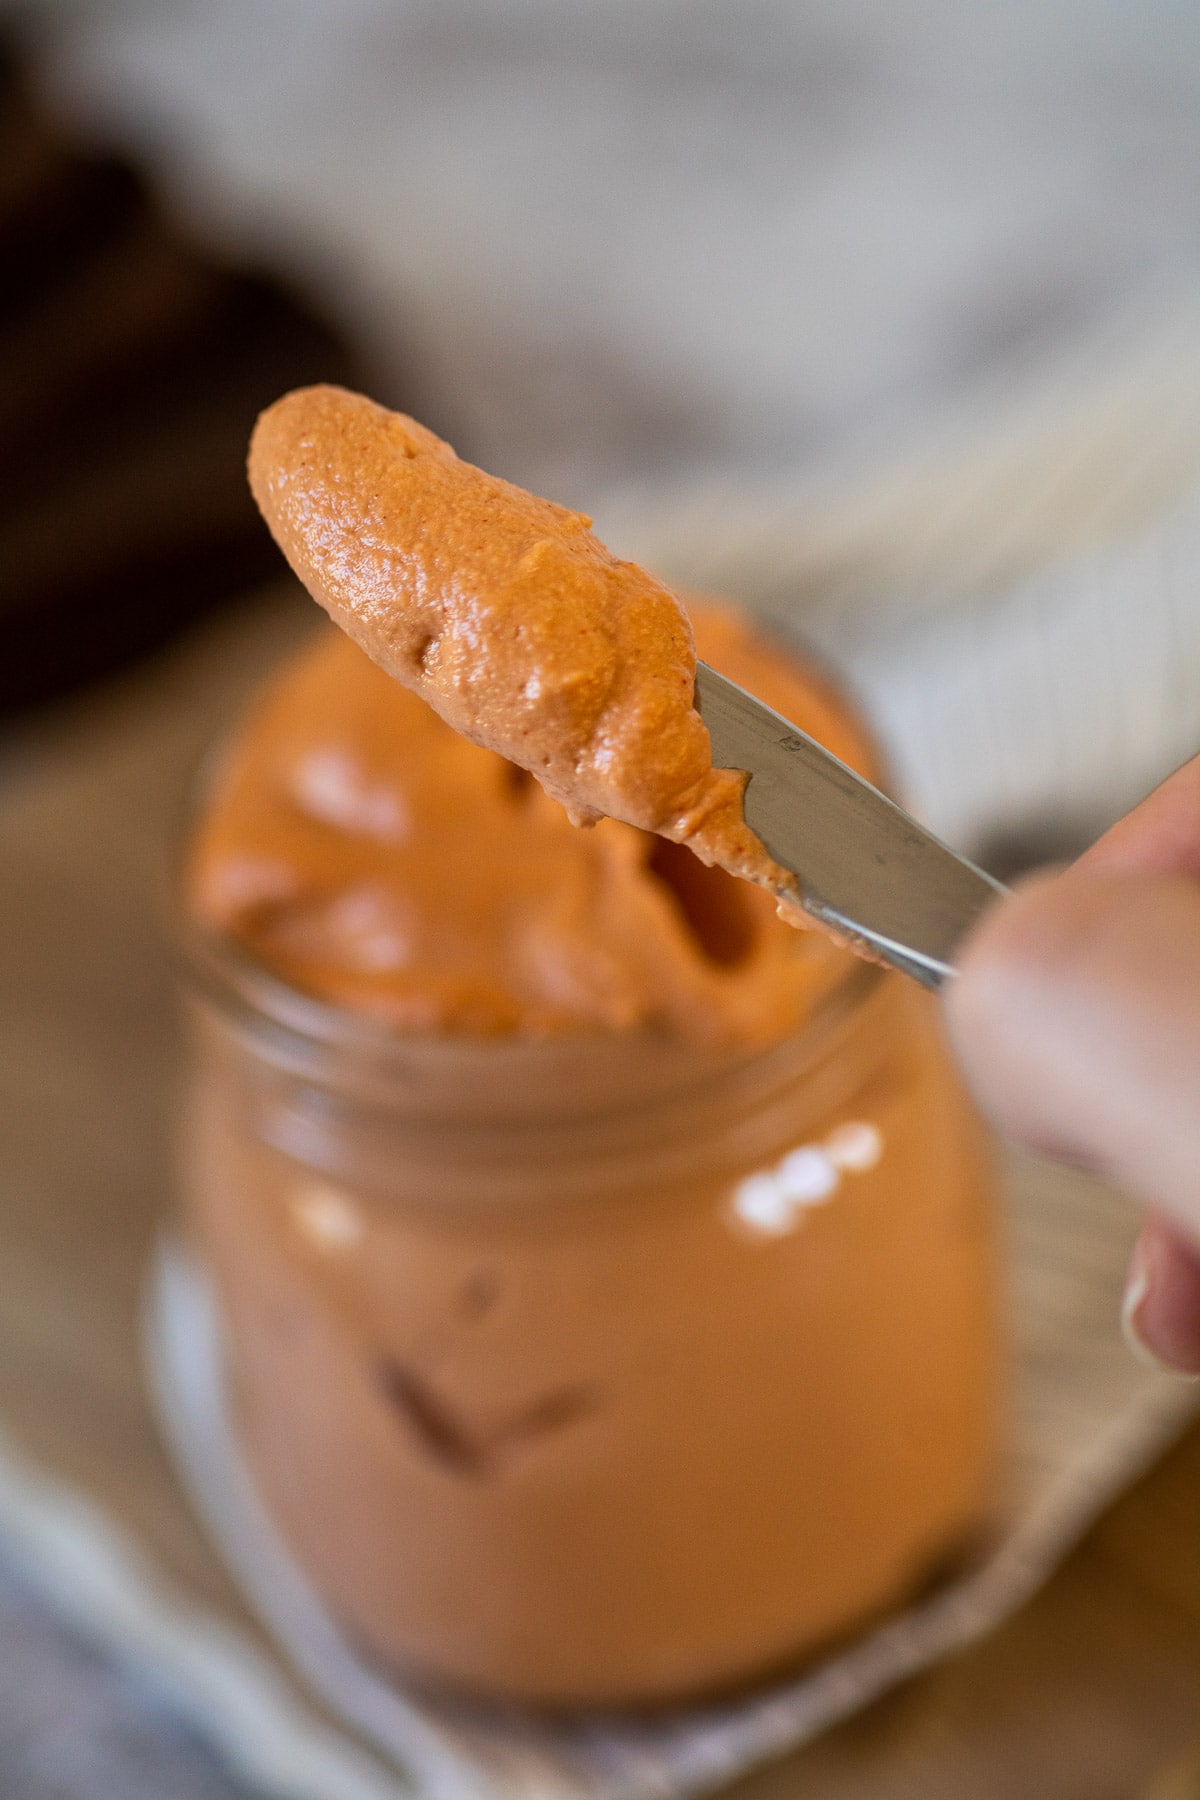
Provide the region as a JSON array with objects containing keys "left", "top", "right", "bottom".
[{"left": 175, "top": 899, "right": 887, "bottom": 1130}]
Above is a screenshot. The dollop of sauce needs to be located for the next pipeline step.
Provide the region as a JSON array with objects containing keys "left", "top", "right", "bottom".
[
  {"left": 247, "top": 385, "right": 803, "bottom": 903},
  {"left": 187, "top": 605, "right": 876, "bottom": 1043}
]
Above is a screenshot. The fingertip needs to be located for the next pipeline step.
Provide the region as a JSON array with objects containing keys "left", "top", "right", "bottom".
[
  {"left": 943, "top": 869, "right": 1200, "bottom": 1220},
  {"left": 950, "top": 867, "right": 1093, "bottom": 1003},
  {"left": 943, "top": 870, "right": 1096, "bottom": 1158},
  {"left": 949, "top": 868, "right": 1080, "bottom": 1020},
  {"left": 1122, "top": 1216, "right": 1200, "bottom": 1378}
]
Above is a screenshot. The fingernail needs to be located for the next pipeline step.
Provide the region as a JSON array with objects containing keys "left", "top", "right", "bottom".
[
  {"left": 1122, "top": 1237, "right": 1200, "bottom": 1379},
  {"left": 1121, "top": 1246, "right": 1160, "bottom": 1367}
]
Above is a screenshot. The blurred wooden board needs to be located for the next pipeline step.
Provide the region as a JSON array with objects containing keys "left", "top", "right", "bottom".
[{"left": 0, "top": 38, "right": 366, "bottom": 718}]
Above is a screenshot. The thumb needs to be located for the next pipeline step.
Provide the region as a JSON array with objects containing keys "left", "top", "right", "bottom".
[{"left": 944, "top": 868, "right": 1200, "bottom": 1245}]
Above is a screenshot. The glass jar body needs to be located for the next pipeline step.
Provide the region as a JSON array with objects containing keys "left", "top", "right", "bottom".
[{"left": 178, "top": 957, "right": 1001, "bottom": 1710}]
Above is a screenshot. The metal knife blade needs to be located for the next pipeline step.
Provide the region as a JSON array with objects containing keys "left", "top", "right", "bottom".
[{"left": 694, "top": 661, "right": 1007, "bottom": 988}]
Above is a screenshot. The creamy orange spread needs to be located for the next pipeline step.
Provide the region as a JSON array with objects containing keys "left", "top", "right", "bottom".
[
  {"left": 188, "top": 606, "right": 874, "bottom": 1042},
  {"left": 180, "top": 393, "right": 999, "bottom": 1711},
  {"left": 247, "top": 385, "right": 809, "bottom": 904}
]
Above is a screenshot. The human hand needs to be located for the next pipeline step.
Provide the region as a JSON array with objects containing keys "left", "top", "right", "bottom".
[{"left": 944, "top": 755, "right": 1200, "bottom": 1374}]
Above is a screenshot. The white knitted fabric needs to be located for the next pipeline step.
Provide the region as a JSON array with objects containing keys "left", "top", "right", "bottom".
[
  {"left": 604, "top": 304, "right": 1200, "bottom": 851},
  {"left": 17, "top": 0, "right": 1200, "bottom": 854}
]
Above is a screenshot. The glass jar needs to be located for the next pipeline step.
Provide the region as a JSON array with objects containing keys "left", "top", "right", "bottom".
[{"left": 176, "top": 916, "right": 1000, "bottom": 1710}]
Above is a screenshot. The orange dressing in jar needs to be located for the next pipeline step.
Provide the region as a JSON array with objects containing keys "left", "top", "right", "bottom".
[{"left": 178, "top": 603, "right": 1001, "bottom": 1707}]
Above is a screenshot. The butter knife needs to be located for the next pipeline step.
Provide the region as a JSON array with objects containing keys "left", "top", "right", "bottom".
[{"left": 695, "top": 661, "right": 1007, "bottom": 989}]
